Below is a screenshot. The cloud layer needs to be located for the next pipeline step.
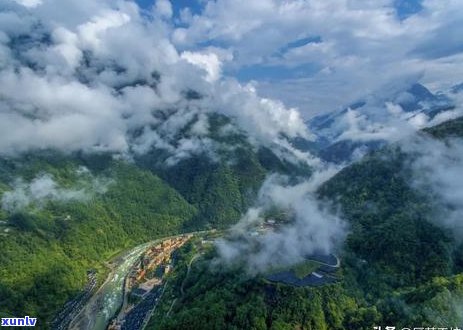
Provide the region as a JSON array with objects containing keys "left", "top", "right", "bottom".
[
  {"left": 217, "top": 167, "right": 346, "bottom": 273},
  {"left": 1, "top": 168, "right": 110, "bottom": 212},
  {"left": 168, "top": 0, "right": 463, "bottom": 116},
  {"left": 2, "top": 0, "right": 462, "bottom": 167},
  {"left": 0, "top": 0, "right": 311, "bottom": 164},
  {"left": 402, "top": 135, "right": 463, "bottom": 239}
]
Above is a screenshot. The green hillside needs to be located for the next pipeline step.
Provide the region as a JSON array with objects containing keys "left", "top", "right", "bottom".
[
  {"left": 149, "top": 117, "right": 463, "bottom": 330},
  {"left": 423, "top": 116, "right": 463, "bottom": 138},
  {"left": 147, "top": 248, "right": 382, "bottom": 330},
  {"left": 2, "top": 113, "right": 461, "bottom": 329},
  {"left": 0, "top": 154, "right": 196, "bottom": 325},
  {"left": 136, "top": 113, "right": 311, "bottom": 229},
  {"left": 0, "top": 124, "right": 309, "bottom": 327}
]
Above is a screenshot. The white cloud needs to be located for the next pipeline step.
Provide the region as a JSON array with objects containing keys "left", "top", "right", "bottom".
[
  {"left": 3, "top": 0, "right": 460, "bottom": 169},
  {"left": 217, "top": 167, "right": 346, "bottom": 273},
  {"left": 77, "top": 10, "right": 131, "bottom": 50},
  {"left": 172, "top": 0, "right": 463, "bottom": 116},
  {"left": 1, "top": 171, "right": 111, "bottom": 212},
  {"left": 14, "top": 0, "right": 42, "bottom": 8},
  {"left": 154, "top": 0, "right": 173, "bottom": 19},
  {"left": 181, "top": 51, "right": 222, "bottom": 82},
  {"left": 402, "top": 136, "right": 463, "bottom": 240},
  {"left": 212, "top": 80, "right": 312, "bottom": 142},
  {"left": 0, "top": 0, "right": 312, "bottom": 165},
  {"left": 334, "top": 108, "right": 417, "bottom": 143},
  {"left": 309, "top": 78, "right": 463, "bottom": 147}
]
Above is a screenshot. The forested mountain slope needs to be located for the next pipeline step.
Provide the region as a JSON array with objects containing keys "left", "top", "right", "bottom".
[
  {"left": 0, "top": 153, "right": 197, "bottom": 323},
  {"left": 135, "top": 113, "right": 311, "bottom": 229},
  {"left": 0, "top": 121, "right": 309, "bottom": 326},
  {"left": 151, "top": 117, "right": 463, "bottom": 330}
]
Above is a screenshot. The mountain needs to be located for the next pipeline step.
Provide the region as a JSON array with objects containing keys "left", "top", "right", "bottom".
[
  {"left": 450, "top": 83, "right": 463, "bottom": 95},
  {"left": 0, "top": 18, "right": 314, "bottom": 323},
  {"left": 1, "top": 109, "right": 461, "bottom": 329},
  {"left": 134, "top": 112, "right": 312, "bottom": 229},
  {"left": 149, "top": 116, "right": 463, "bottom": 330},
  {"left": 2, "top": 2, "right": 463, "bottom": 329},
  {"left": 0, "top": 153, "right": 197, "bottom": 323},
  {"left": 307, "top": 83, "right": 459, "bottom": 163},
  {"left": 0, "top": 113, "right": 311, "bottom": 326},
  {"left": 423, "top": 115, "right": 463, "bottom": 137}
]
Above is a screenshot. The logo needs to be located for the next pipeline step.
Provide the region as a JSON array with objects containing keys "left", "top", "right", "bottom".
[{"left": 1, "top": 316, "right": 37, "bottom": 327}]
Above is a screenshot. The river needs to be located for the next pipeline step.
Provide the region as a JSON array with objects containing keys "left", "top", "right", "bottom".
[
  {"left": 69, "top": 242, "right": 150, "bottom": 330},
  {"left": 67, "top": 230, "right": 213, "bottom": 330}
]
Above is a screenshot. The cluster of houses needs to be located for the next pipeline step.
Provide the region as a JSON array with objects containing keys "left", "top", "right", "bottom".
[
  {"left": 127, "top": 234, "right": 193, "bottom": 296},
  {"left": 108, "top": 235, "right": 193, "bottom": 330},
  {"left": 249, "top": 218, "right": 277, "bottom": 237}
]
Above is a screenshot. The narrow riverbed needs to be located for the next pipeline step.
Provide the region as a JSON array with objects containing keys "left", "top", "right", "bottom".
[
  {"left": 69, "top": 243, "right": 150, "bottom": 330},
  {"left": 67, "top": 230, "right": 212, "bottom": 330}
]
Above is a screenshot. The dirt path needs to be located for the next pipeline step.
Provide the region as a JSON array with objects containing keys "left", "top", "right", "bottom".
[{"left": 180, "top": 253, "right": 200, "bottom": 296}]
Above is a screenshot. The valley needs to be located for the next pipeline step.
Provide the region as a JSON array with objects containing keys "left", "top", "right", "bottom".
[
  {"left": 54, "top": 232, "right": 214, "bottom": 330},
  {"left": 1, "top": 2, "right": 463, "bottom": 328}
]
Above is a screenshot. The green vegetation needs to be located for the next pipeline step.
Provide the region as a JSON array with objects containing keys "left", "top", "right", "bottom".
[
  {"left": 293, "top": 260, "right": 320, "bottom": 279},
  {"left": 136, "top": 113, "right": 310, "bottom": 229},
  {"left": 146, "top": 117, "right": 463, "bottom": 330},
  {"left": 147, "top": 247, "right": 381, "bottom": 330},
  {"left": 318, "top": 146, "right": 453, "bottom": 288},
  {"left": 423, "top": 116, "right": 463, "bottom": 138},
  {"left": 3, "top": 114, "right": 463, "bottom": 329},
  {"left": 0, "top": 154, "right": 196, "bottom": 326},
  {"left": 157, "top": 157, "right": 260, "bottom": 229},
  {"left": 112, "top": 252, "right": 463, "bottom": 330},
  {"left": 0, "top": 118, "right": 308, "bottom": 327}
]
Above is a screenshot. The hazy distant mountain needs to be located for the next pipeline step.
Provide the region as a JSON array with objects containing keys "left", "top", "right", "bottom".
[{"left": 307, "top": 83, "right": 459, "bottom": 163}]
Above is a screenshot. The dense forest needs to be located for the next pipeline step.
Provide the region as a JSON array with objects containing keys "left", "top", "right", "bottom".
[
  {"left": 0, "top": 154, "right": 197, "bottom": 323},
  {"left": 1, "top": 116, "right": 462, "bottom": 328},
  {"left": 146, "top": 117, "right": 463, "bottom": 330},
  {"left": 0, "top": 113, "right": 306, "bottom": 327},
  {"left": 135, "top": 113, "right": 311, "bottom": 229}
]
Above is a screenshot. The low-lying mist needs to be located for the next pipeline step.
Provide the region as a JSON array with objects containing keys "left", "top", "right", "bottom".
[{"left": 216, "top": 167, "right": 347, "bottom": 274}]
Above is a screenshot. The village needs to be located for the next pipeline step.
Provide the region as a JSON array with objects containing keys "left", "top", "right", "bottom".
[
  {"left": 108, "top": 234, "right": 193, "bottom": 330},
  {"left": 249, "top": 218, "right": 279, "bottom": 237},
  {"left": 128, "top": 234, "right": 193, "bottom": 296}
]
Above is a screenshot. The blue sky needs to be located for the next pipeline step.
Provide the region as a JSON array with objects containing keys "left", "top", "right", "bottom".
[
  {"left": 136, "top": 0, "right": 203, "bottom": 17},
  {"left": 136, "top": 0, "right": 424, "bottom": 20},
  {"left": 394, "top": 0, "right": 423, "bottom": 20},
  {"left": 133, "top": 1, "right": 433, "bottom": 94},
  {"left": 135, "top": 0, "right": 424, "bottom": 20},
  {"left": 144, "top": 0, "right": 463, "bottom": 116},
  {"left": 1, "top": 0, "right": 462, "bottom": 156}
]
